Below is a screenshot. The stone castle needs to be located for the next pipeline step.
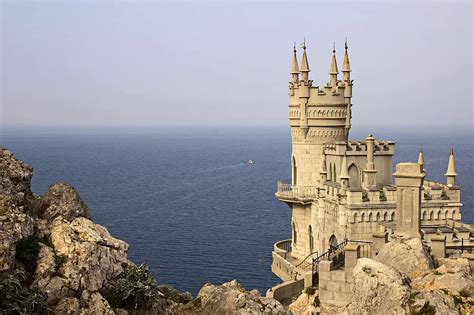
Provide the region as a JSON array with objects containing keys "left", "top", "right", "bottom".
[{"left": 268, "top": 41, "right": 472, "bottom": 306}]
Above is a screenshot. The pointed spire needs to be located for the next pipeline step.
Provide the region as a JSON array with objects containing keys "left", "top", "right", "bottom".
[
  {"left": 330, "top": 43, "right": 338, "bottom": 75},
  {"left": 291, "top": 43, "right": 299, "bottom": 74},
  {"left": 445, "top": 148, "right": 457, "bottom": 176},
  {"left": 342, "top": 39, "right": 351, "bottom": 73},
  {"left": 339, "top": 154, "right": 349, "bottom": 179},
  {"left": 418, "top": 145, "right": 424, "bottom": 167},
  {"left": 300, "top": 39, "right": 310, "bottom": 73}
]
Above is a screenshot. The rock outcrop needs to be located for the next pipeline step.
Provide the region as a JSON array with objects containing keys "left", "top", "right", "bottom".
[
  {"left": 314, "top": 236, "right": 474, "bottom": 314},
  {"left": 173, "top": 280, "right": 285, "bottom": 315},
  {"left": 375, "top": 234, "right": 434, "bottom": 280},
  {"left": 343, "top": 258, "right": 411, "bottom": 314}
]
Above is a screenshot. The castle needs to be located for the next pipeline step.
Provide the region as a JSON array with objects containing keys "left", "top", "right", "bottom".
[{"left": 268, "top": 41, "right": 472, "bottom": 303}]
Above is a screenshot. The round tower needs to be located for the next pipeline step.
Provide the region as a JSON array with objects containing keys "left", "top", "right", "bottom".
[{"left": 288, "top": 41, "right": 354, "bottom": 187}]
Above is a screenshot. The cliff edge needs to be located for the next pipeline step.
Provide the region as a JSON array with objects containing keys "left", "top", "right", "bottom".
[{"left": 0, "top": 147, "right": 284, "bottom": 314}]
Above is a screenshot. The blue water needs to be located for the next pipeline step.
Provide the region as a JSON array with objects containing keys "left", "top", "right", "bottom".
[{"left": 1, "top": 127, "right": 472, "bottom": 296}]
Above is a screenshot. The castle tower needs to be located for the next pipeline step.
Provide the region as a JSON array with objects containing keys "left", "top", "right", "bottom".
[
  {"left": 393, "top": 163, "right": 426, "bottom": 238},
  {"left": 288, "top": 41, "right": 353, "bottom": 187},
  {"left": 445, "top": 148, "right": 457, "bottom": 187},
  {"left": 363, "top": 134, "right": 377, "bottom": 189}
]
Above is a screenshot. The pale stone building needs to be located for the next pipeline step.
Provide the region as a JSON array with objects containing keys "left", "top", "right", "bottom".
[{"left": 269, "top": 41, "right": 471, "bottom": 292}]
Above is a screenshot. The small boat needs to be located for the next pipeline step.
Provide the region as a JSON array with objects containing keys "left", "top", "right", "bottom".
[{"left": 244, "top": 160, "right": 254, "bottom": 165}]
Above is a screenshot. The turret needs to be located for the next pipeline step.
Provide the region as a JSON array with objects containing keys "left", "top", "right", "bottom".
[
  {"left": 339, "top": 154, "right": 349, "bottom": 193},
  {"left": 329, "top": 44, "right": 338, "bottom": 90},
  {"left": 342, "top": 40, "right": 351, "bottom": 82},
  {"left": 342, "top": 40, "right": 353, "bottom": 137},
  {"left": 300, "top": 42, "right": 310, "bottom": 83},
  {"left": 290, "top": 44, "right": 299, "bottom": 83},
  {"left": 445, "top": 148, "right": 457, "bottom": 187},
  {"left": 363, "top": 134, "right": 377, "bottom": 189},
  {"left": 298, "top": 41, "right": 311, "bottom": 135},
  {"left": 418, "top": 145, "right": 424, "bottom": 170}
]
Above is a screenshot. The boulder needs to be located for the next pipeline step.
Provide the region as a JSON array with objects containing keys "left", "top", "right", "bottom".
[
  {"left": 375, "top": 234, "right": 434, "bottom": 280},
  {"left": 288, "top": 288, "right": 319, "bottom": 314},
  {"left": 413, "top": 257, "right": 474, "bottom": 296},
  {"left": 80, "top": 291, "right": 115, "bottom": 315},
  {"left": 0, "top": 196, "right": 34, "bottom": 271},
  {"left": 54, "top": 297, "right": 81, "bottom": 315},
  {"left": 49, "top": 217, "right": 129, "bottom": 293},
  {"left": 37, "top": 183, "right": 90, "bottom": 221},
  {"left": 0, "top": 147, "right": 35, "bottom": 208},
  {"left": 343, "top": 258, "right": 411, "bottom": 315},
  {"left": 409, "top": 290, "right": 458, "bottom": 315},
  {"left": 173, "top": 280, "right": 285, "bottom": 315}
]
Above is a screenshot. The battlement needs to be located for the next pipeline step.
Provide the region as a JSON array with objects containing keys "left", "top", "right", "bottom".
[
  {"left": 324, "top": 140, "right": 395, "bottom": 156},
  {"left": 318, "top": 178, "right": 461, "bottom": 206}
]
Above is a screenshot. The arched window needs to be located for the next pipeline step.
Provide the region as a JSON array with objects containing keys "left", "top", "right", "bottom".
[
  {"left": 348, "top": 164, "right": 360, "bottom": 188},
  {"left": 375, "top": 212, "right": 380, "bottom": 222},
  {"left": 353, "top": 212, "right": 359, "bottom": 223},
  {"left": 309, "top": 225, "right": 314, "bottom": 253},
  {"left": 361, "top": 212, "right": 366, "bottom": 222},
  {"left": 391, "top": 212, "right": 395, "bottom": 222},
  {"left": 383, "top": 212, "right": 387, "bottom": 221},
  {"left": 368, "top": 213, "right": 373, "bottom": 222},
  {"left": 292, "top": 222, "right": 297, "bottom": 245},
  {"left": 292, "top": 156, "right": 297, "bottom": 186}
]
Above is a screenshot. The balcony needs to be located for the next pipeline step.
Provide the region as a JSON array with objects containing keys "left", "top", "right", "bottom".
[{"left": 275, "top": 180, "right": 319, "bottom": 204}]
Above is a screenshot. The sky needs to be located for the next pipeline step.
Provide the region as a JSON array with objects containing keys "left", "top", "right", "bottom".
[{"left": 1, "top": 1, "right": 473, "bottom": 129}]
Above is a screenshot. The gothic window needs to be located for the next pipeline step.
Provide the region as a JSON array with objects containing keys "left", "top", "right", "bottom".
[
  {"left": 292, "top": 156, "right": 297, "bottom": 186},
  {"left": 293, "top": 222, "right": 297, "bottom": 245},
  {"left": 348, "top": 164, "right": 360, "bottom": 188}
]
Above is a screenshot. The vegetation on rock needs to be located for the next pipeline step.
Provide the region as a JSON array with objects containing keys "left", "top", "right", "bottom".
[{"left": 0, "top": 269, "right": 50, "bottom": 314}]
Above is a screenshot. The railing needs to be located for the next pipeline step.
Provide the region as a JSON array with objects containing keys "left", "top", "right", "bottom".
[
  {"left": 276, "top": 180, "right": 319, "bottom": 199},
  {"left": 295, "top": 239, "right": 373, "bottom": 273},
  {"left": 274, "top": 239, "right": 292, "bottom": 253}
]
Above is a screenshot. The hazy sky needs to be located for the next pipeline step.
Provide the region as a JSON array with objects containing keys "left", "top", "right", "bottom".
[{"left": 1, "top": 1, "right": 472, "bottom": 129}]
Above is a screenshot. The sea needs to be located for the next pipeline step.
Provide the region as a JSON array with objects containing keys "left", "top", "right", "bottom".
[{"left": 1, "top": 127, "right": 472, "bottom": 296}]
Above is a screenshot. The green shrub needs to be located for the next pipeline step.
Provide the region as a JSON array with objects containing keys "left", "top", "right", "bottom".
[
  {"left": 101, "top": 264, "right": 163, "bottom": 310},
  {"left": 0, "top": 269, "right": 51, "bottom": 314}
]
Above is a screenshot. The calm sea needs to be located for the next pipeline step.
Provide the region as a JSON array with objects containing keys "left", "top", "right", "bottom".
[{"left": 1, "top": 127, "right": 472, "bottom": 296}]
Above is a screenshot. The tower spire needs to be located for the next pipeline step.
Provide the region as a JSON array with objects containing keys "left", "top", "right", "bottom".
[
  {"left": 418, "top": 145, "right": 424, "bottom": 169},
  {"left": 445, "top": 148, "right": 457, "bottom": 186},
  {"left": 329, "top": 43, "right": 338, "bottom": 89},
  {"left": 290, "top": 43, "right": 299, "bottom": 83},
  {"left": 342, "top": 39, "right": 351, "bottom": 78},
  {"left": 300, "top": 39, "right": 310, "bottom": 82}
]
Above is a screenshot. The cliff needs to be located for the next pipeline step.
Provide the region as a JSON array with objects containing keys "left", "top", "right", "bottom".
[{"left": 0, "top": 147, "right": 285, "bottom": 314}]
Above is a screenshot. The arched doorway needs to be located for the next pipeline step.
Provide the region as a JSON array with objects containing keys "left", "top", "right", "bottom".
[
  {"left": 309, "top": 225, "right": 314, "bottom": 253},
  {"left": 329, "top": 234, "right": 338, "bottom": 249}
]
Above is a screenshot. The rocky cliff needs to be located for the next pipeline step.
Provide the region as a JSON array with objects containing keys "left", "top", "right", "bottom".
[{"left": 0, "top": 147, "right": 285, "bottom": 314}]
